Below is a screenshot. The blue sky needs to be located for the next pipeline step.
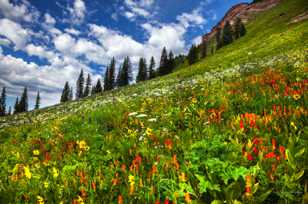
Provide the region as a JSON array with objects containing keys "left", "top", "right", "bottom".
[{"left": 0, "top": 0, "right": 251, "bottom": 110}]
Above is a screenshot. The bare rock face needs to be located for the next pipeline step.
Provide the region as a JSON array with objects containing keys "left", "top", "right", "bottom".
[{"left": 202, "top": 0, "right": 281, "bottom": 43}]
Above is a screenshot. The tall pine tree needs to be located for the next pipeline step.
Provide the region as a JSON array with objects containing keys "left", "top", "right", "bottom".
[
  {"left": 35, "top": 90, "right": 40, "bottom": 110},
  {"left": 19, "top": 87, "right": 28, "bottom": 112},
  {"left": 76, "top": 69, "right": 84, "bottom": 99},
  {"left": 158, "top": 47, "right": 169, "bottom": 76},
  {"left": 201, "top": 41, "right": 208, "bottom": 58},
  {"left": 92, "top": 79, "right": 103, "bottom": 94},
  {"left": 168, "top": 51, "right": 175, "bottom": 73},
  {"left": 149, "top": 56, "right": 156, "bottom": 79},
  {"left": 69, "top": 87, "right": 73, "bottom": 101},
  {"left": 136, "top": 57, "right": 147, "bottom": 82},
  {"left": 14, "top": 97, "right": 19, "bottom": 114},
  {"left": 222, "top": 21, "right": 234, "bottom": 46},
  {"left": 60, "top": 82, "right": 70, "bottom": 103},
  {"left": 104, "top": 57, "right": 116, "bottom": 91},
  {"left": 0, "top": 87, "right": 6, "bottom": 116},
  {"left": 234, "top": 18, "right": 246, "bottom": 39},
  {"left": 188, "top": 44, "right": 198, "bottom": 65},
  {"left": 117, "top": 57, "right": 132, "bottom": 87},
  {"left": 84, "top": 73, "right": 91, "bottom": 97}
]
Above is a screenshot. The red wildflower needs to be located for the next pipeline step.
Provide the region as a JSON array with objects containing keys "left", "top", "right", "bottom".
[
  {"left": 164, "top": 139, "right": 173, "bottom": 150},
  {"left": 155, "top": 200, "right": 161, "bottom": 204},
  {"left": 271, "top": 138, "right": 277, "bottom": 150},
  {"left": 118, "top": 195, "right": 123, "bottom": 204},
  {"left": 240, "top": 120, "right": 244, "bottom": 129},
  {"left": 246, "top": 153, "right": 253, "bottom": 161},
  {"left": 164, "top": 198, "right": 170, "bottom": 204},
  {"left": 91, "top": 181, "right": 96, "bottom": 191},
  {"left": 121, "top": 164, "right": 126, "bottom": 172},
  {"left": 265, "top": 152, "right": 276, "bottom": 159},
  {"left": 279, "top": 146, "right": 285, "bottom": 157},
  {"left": 172, "top": 154, "right": 180, "bottom": 170},
  {"left": 253, "top": 147, "right": 259, "bottom": 155}
]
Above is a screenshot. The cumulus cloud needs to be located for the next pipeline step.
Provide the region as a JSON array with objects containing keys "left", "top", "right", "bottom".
[
  {"left": 65, "top": 28, "right": 81, "bottom": 36},
  {"left": 0, "top": 18, "right": 29, "bottom": 50},
  {"left": 69, "top": 0, "right": 86, "bottom": 24},
  {"left": 25, "top": 44, "right": 57, "bottom": 61},
  {"left": 53, "top": 33, "right": 76, "bottom": 54},
  {"left": 177, "top": 9, "right": 206, "bottom": 28},
  {"left": 0, "top": 0, "right": 38, "bottom": 22},
  {"left": 123, "top": 0, "right": 155, "bottom": 20},
  {"left": 44, "top": 13, "right": 56, "bottom": 25}
]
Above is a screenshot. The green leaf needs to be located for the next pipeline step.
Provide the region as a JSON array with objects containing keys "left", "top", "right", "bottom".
[
  {"left": 256, "top": 190, "right": 272, "bottom": 203},
  {"left": 292, "top": 170, "right": 304, "bottom": 181},
  {"left": 294, "top": 148, "right": 305, "bottom": 158}
]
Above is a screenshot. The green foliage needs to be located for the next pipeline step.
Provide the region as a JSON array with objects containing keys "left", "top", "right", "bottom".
[
  {"left": 117, "top": 56, "right": 133, "bottom": 87},
  {"left": 76, "top": 69, "right": 84, "bottom": 99},
  {"left": 222, "top": 21, "right": 234, "bottom": 46},
  {"left": 60, "top": 82, "right": 70, "bottom": 103},
  {"left": 188, "top": 44, "right": 199, "bottom": 65},
  {"left": 136, "top": 57, "right": 148, "bottom": 82}
]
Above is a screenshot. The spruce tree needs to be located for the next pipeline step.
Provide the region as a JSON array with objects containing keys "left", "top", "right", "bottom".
[
  {"left": 19, "top": 87, "right": 28, "bottom": 112},
  {"left": 93, "top": 79, "right": 103, "bottom": 94},
  {"left": 8, "top": 106, "right": 11, "bottom": 115},
  {"left": 168, "top": 51, "right": 175, "bottom": 73},
  {"left": 234, "top": 18, "right": 246, "bottom": 39},
  {"left": 35, "top": 91, "right": 40, "bottom": 110},
  {"left": 0, "top": 87, "right": 6, "bottom": 116},
  {"left": 158, "top": 47, "right": 169, "bottom": 76},
  {"left": 222, "top": 21, "right": 234, "bottom": 46},
  {"left": 76, "top": 69, "right": 84, "bottom": 99},
  {"left": 104, "top": 67, "right": 110, "bottom": 91},
  {"left": 69, "top": 87, "right": 73, "bottom": 101},
  {"left": 117, "top": 57, "right": 132, "bottom": 87},
  {"left": 60, "top": 82, "right": 70, "bottom": 103},
  {"left": 201, "top": 41, "right": 208, "bottom": 58},
  {"left": 188, "top": 44, "right": 198, "bottom": 65},
  {"left": 108, "top": 57, "right": 116, "bottom": 90},
  {"left": 136, "top": 58, "right": 147, "bottom": 82},
  {"left": 215, "top": 27, "right": 222, "bottom": 50},
  {"left": 149, "top": 56, "right": 156, "bottom": 79},
  {"left": 14, "top": 97, "right": 19, "bottom": 114},
  {"left": 84, "top": 74, "right": 91, "bottom": 97}
]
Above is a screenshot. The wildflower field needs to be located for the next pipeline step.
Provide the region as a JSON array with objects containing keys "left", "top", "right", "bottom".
[{"left": 0, "top": 0, "right": 307, "bottom": 203}]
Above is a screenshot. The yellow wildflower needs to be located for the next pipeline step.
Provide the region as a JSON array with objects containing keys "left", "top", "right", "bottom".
[
  {"left": 292, "top": 94, "right": 301, "bottom": 100},
  {"left": 191, "top": 97, "right": 197, "bottom": 104},
  {"left": 128, "top": 175, "right": 135, "bottom": 186},
  {"left": 44, "top": 180, "right": 49, "bottom": 188},
  {"left": 179, "top": 172, "right": 186, "bottom": 182},
  {"left": 52, "top": 167, "right": 59, "bottom": 178},
  {"left": 24, "top": 166, "right": 32, "bottom": 179},
  {"left": 77, "top": 196, "right": 84, "bottom": 204},
  {"left": 290, "top": 121, "right": 297, "bottom": 130},
  {"left": 146, "top": 128, "right": 153, "bottom": 136},
  {"left": 33, "top": 149, "right": 40, "bottom": 156},
  {"left": 37, "top": 195, "right": 44, "bottom": 204},
  {"left": 184, "top": 192, "right": 192, "bottom": 203},
  {"left": 77, "top": 140, "right": 89, "bottom": 151}
]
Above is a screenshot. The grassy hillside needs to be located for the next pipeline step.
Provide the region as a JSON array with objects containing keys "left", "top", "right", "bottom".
[{"left": 0, "top": 0, "right": 307, "bottom": 203}]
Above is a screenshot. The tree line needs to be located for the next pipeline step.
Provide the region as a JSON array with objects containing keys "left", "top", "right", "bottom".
[
  {"left": 0, "top": 18, "right": 246, "bottom": 116},
  {"left": 187, "top": 18, "right": 246, "bottom": 66},
  {"left": 0, "top": 86, "right": 40, "bottom": 116},
  {"left": 60, "top": 47, "right": 177, "bottom": 103}
]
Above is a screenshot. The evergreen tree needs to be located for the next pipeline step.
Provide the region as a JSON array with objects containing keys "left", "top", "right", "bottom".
[
  {"left": 69, "top": 87, "right": 73, "bottom": 101},
  {"left": 104, "top": 67, "right": 110, "bottom": 91},
  {"left": 201, "top": 41, "right": 208, "bottom": 58},
  {"left": 0, "top": 87, "right": 6, "bottom": 116},
  {"left": 117, "top": 57, "right": 132, "bottom": 87},
  {"left": 215, "top": 27, "right": 222, "bottom": 50},
  {"left": 222, "top": 21, "right": 234, "bottom": 46},
  {"left": 234, "top": 18, "right": 246, "bottom": 39},
  {"left": 149, "top": 56, "right": 156, "bottom": 79},
  {"left": 34, "top": 90, "right": 40, "bottom": 110},
  {"left": 8, "top": 106, "right": 11, "bottom": 115},
  {"left": 136, "top": 58, "right": 147, "bottom": 82},
  {"left": 19, "top": 87, "right": 28, "bottom": 112},
  {"left": 60, "top": 82, "right": 70, "bottom": 103},
  {"left": 158, "top": 47, "right": 169, "bottom": 76},
  {"left": 93, "top": 79, "right": 103, "bottom": 94},
  {"left": 76, "top": 69, "right": 84, "bottom": 99},
  {"left": 168, "top": 51, "right": 175, "bottom": 73},
  {"left": 188, "top": 44, "right": 198, "bottom": 65},
  {"left": 84, "top": 74, "right": 91, "bottom": 97},
  {"left": 14, "top": 97, "right": 19, "bottom": 114}
]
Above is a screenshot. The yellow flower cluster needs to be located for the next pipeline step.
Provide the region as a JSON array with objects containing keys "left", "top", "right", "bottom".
[
  {"left": 33, "top": 149, "right": 40, "bottom": 156},
  {"left": 77, "top": 140, "right": 90, "bottom": 151},
  {"left": 24, "top": 166, "right": 32, "bottom": 179}
]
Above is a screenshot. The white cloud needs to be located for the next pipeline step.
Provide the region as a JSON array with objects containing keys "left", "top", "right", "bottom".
[
  {"left": 177, "top": 9, "right": 206, "bottom": 28},
  {"left": 123, "top": 0, "right": 154, "bottom": 20},
  {"left": 0, "top": 0, "right": 38, "bottom": 22},
  {"left": 69, "top": 0, "right": 86, "bottom": 24},
  {"left": 25, "top": 44, "right": 57, "bottom": 61},
  {"left": 65, "top": 28, "right": 81, "bottom": 36},
  {"left": 192, "top": 35, "right": 202, "bottom": 45},
  {"left": 44, "top": 13, "right": 56, "bottom": 25},
  {"left": 53, "top": 33, "right": 76, "bottom": 53},
  {"left": 0, "top": 18, "right": 29, "bottom": 50}
]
